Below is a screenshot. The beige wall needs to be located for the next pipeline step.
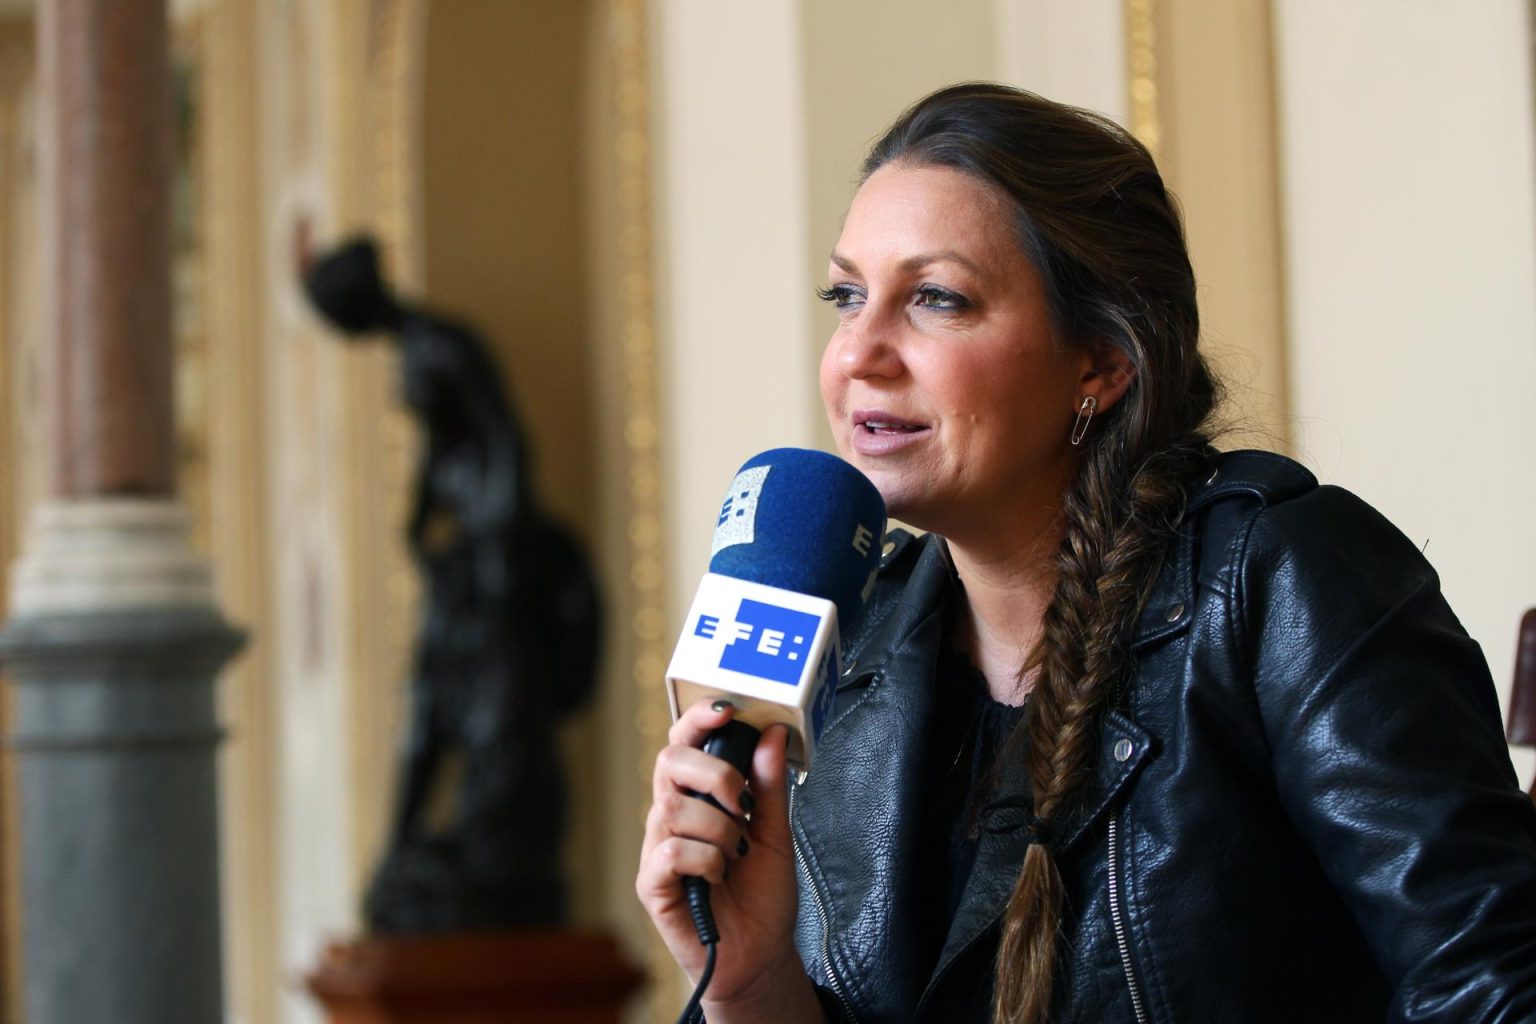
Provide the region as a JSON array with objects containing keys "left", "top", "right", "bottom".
[
  {"left": 1275, "top": 0, "right": 1536, "bottom": 789},
  {"left": 996, "top": 0, "right": 1127, "bottom": 119},
  {"left": 649, "top": 1, "right": 820, "bottom": 621}
]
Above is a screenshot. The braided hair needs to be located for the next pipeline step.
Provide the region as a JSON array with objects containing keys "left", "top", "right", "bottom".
[{"left": 861, "top": 83, "right": 1221, "bottom": 1023}]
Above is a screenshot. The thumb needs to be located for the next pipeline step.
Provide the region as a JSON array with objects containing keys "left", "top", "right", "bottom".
[{"left": 746, "top": 724, "right": 793, "bottom": 845}]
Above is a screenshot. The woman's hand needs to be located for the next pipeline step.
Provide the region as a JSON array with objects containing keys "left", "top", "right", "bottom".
[{"left": 637, "top": 699, "right": 825, "bottom": 1023}]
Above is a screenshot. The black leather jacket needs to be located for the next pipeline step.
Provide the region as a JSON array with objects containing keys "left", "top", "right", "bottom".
[{"left": 789, "top": 450, "right": 1536, "bottom": 1023}]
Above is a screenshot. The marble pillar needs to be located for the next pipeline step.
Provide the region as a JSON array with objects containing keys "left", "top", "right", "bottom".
[{"left": 0, "top": 1, "right": 242, "bottom": 1022}]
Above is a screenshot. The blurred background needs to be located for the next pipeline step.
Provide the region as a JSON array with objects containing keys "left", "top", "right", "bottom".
[{"left": 0, "top": 1, "right": 1531, "bottom": 1022}]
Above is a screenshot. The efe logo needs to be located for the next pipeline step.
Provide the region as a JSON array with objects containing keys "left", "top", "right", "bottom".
[{"left": 694, "top": 599, "right": 821, "bottom": 684}]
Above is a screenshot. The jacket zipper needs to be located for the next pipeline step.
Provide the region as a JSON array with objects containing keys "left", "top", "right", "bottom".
[
  {"left": 1107, "top": 812, "right": 1150, "bottom": 1024},
  {"left": 788, "top": 783, "right": 860, "bottom": 1023}
]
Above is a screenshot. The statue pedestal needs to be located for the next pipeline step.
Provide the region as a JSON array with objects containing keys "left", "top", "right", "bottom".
[{"left": 306, "top": 931, "right": 646, "bottom": 1024}]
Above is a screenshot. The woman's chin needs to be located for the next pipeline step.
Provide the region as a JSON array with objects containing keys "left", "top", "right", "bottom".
[
  {"left": 869, "top": 482, "right": 931, "bottom": 531},
  {"left": 839, "top": 456, "right": 943, "bottom": 531}
]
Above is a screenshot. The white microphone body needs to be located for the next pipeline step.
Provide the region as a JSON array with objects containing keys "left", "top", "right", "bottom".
[{"left": 666, "top": 572, "right": 842, "bottom": 775}]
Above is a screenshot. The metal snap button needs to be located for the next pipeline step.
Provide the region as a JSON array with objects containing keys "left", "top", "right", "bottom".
[
  {"left": 1166, "top": 603, "right": 1184, "bottom": 623},
  {"left": 1114, "top": 738, "right": 1135, "bottom": 762},
  {"left": 842, "top": 656, "right": 859, "bottom": 677}
]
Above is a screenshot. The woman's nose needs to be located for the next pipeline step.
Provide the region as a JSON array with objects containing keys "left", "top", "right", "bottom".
[{"left": 835, "top": 309, "right": 904, "bottom": 381}]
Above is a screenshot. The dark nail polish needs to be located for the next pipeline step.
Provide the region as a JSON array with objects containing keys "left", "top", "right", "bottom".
[
  {"left": 739, "top": 789, "right": 756, "bottom": 814},
  {"left": 737, "top": 837, "right": 749, "bottom": 857},
  {"left": 711, "top": 699, "right": 733, "bottom": 712}
]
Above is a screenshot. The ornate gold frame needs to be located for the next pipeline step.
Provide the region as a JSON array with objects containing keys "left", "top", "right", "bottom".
[
  {"left": 201, "top": 3, "right": 278, "bottom": 1022},
  {"left": 339, "top": 0, "right": 426, "bottom": 906},
  {"left": 608, "top": 0, "right": 676, "bottom": 1017}
]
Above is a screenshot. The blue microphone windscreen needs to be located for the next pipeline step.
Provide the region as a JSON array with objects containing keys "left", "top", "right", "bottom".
[{"left": 708, "top": 448, "right": 887, "bottom": 630}]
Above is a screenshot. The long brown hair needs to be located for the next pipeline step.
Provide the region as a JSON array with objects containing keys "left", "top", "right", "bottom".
[{"left": 862, "top": 83, "right": 1220, "bottom": 1022}]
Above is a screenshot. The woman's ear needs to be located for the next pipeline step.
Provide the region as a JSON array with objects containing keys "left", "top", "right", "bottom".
[{"left": 1077, "top": 343, "right": 1138, "bottom": 414}]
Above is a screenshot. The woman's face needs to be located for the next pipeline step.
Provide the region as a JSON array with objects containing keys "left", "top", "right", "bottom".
[{"left": 819, "top": 162, "right": 1095, "bottom": 537}]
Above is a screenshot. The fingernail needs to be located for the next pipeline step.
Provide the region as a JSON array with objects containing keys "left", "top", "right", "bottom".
[
  {"left": 711, "top": 699, "right": 733, "bottom": 712},
  {"left": 739, "top": 789, "right": 756, "bottom": 814},
  {"left": 737, "top": 837, "right": 749, "bottom": 856}
]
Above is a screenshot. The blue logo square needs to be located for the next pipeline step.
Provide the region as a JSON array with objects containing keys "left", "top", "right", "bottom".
[{"left": 717, "top": 599, "right": 820, "bottom": 684}]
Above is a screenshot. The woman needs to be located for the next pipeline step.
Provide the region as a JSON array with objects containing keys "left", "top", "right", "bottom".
[{"left": 636, "top": 83, "right": 1536, "bottom": 1023}]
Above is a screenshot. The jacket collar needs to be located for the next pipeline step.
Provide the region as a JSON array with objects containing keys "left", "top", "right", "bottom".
[
  {"left": 1133, "top": 448, "right": 1320, "bottom": 650},
  {"left": 850, "top": 522, "right": 1196, "bottom": 677},
  {"left": 834, "top": 529, "right": 950, "bottom": 695}
]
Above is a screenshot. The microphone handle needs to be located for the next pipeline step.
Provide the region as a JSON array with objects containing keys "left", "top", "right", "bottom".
[{"left": 683, "top": 719, "right": 762, "bottom": 945}]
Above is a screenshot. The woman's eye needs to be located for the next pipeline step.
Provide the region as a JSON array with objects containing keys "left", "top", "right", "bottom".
[
  {"left": 913, "top": 285, "right": 970, "bottom": 310},
  {"left": 816, "top": 284, "right": 864, "bottom": 309}
]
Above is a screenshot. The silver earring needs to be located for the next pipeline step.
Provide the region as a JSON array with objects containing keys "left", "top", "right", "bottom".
[{"left": 1070, "top": 395, "right": 1096, "bottom": 446}]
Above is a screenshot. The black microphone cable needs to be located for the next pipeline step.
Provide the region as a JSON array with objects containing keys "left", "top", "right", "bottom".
[{"left": 676, "top": 718, "right": 762, "bottom": 1024}]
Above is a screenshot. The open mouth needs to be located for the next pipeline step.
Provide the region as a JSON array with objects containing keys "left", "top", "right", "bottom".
[
  {"left": 854, "top": 410, "right": 928, "bottom": 435},
  {"left": 849, "top": 410, "right": 929, "bottom": 454},
  {"left": 859, "top": 420, "right": 926, "bottom": 435}
]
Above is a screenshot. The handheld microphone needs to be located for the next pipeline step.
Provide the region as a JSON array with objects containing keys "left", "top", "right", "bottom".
[
  {"left": 666, "top": 448, "right": 886, "bottom": 1022},
  {"left": 666, "top": 447, "right": 887, "bottom": 775}
]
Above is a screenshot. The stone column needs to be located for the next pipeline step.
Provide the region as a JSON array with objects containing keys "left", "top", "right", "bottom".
[{"left": 0, "top": 2, "right": 242, "bottom": 1023}]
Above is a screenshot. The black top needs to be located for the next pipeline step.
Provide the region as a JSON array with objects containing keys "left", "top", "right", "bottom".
[{"left": 926, "top": 646, "right": 1029, "bottom": 938}]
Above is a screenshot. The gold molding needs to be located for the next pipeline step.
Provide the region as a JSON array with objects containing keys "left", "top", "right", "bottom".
[
  {"left": 173, "top": 15, "right": 210, "bottom": 551},
  {"left": 609, "top": 0, "right": 675, "bottom": 1016},
  {"left": 1126, "top": 0, "right": 1161, "bottom": 150},
  {"left": 370, "top": 0, "right": 424, "bottom": 292},
  {"left": 202, "top": 0, "right": 278, "bottom": 1022},
  {"left": 336, "top": 0, "right": 373, "bottom": 919},
  {"left": 338, "top": 0, "right": 426, "bottom": 908}
]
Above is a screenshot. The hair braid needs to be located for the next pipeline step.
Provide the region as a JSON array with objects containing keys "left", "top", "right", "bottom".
[{"left": 993, "top": 440, "right": 1209, "bottom": 1023}]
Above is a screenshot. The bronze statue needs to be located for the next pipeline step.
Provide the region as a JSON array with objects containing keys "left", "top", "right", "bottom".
[{"left": 303, "top": 237, "right": 601, "bottom": 929}]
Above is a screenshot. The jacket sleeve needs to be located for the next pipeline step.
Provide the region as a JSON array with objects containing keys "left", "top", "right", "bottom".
[{"left": 1238, "top": 485, "right": 1536, "bottom": 1023}]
